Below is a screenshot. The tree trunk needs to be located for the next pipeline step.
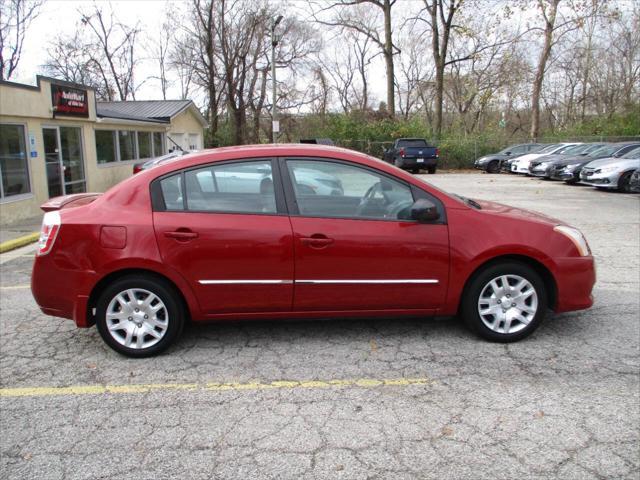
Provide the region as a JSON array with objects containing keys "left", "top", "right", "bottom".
[
  {"left": 383, "top": 0, "right": 395, "bottom": 117},
  {"left": 530, "top": 0, "right": 559, "bottom": 142}
]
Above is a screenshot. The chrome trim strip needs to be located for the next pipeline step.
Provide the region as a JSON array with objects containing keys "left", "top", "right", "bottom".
[
  {"left": 295, "top": 279, "right": 439, "bottom": 285},
  {"left": 198, "top": 279, "right": 439, "bottom": 285},
  {"left": 198, "top": 280, "right": 293, "bottom": 285}
]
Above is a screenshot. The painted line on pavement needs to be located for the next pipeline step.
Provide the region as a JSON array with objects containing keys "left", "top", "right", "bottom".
[
  {"left": 0, "top": 232, "right": 39, "bottom": 254},
  {"left": 0, "top": 285, "right": 30, "bottom": 290},
  {"left": 0, "top": 377, "right": 431, "bottom": 398}
]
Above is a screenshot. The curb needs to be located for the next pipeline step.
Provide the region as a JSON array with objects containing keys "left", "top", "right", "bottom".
[{"left": 0, "top": 232, "right": 40, "bottom": 254}]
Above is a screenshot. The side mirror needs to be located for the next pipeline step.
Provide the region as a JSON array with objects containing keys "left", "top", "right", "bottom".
[
  {"left": 505, "top": 151, "right": 511, "bottom": 155},
  {"left": 411, "top": 198, "right": 440, "bottom": 222}
]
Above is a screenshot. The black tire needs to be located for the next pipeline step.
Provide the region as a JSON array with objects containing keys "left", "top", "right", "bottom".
[
  {"left": 618, "top": 171, "right": 633, "bottom": 193},
  {"left": 427, "top": 165, "right": 436, "bottom": 174},
  {"left": 487, "top": 161, "right": 500, "bottom": 174},
  {"left": 411, "top": 167, "right": 420, "bottom": 174},
  {"left": 95, "top": 274, "right": 185, "bottom": 357},
  {"left": 461, "top": 261, "right": 548, "bottom": 343}
]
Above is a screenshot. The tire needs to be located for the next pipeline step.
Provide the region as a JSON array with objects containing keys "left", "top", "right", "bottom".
[
  {"left": 618, "top": 171, "right": 633, "bottom": 193},
  {"left": 461, "top": 261, "right": 547, "bottom": 342},
  {"left": 427, "top": 165, "right": 436, "bottom": 174},
  {"left": 487, "top": 161, "right": 500, "bottom": 174},
  {"left": 95, "top": 274, "right": 185, "bottom": 357},
  {"left": 411, "top": 167, "right": 420, "bottom": 174}
]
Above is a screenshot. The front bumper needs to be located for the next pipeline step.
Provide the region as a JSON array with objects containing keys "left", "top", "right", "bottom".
[
  {"left": 579, "top": 172, "right": 618, "bottom": 188},
  {"left": 529, "top": 166, "right": 551, "bottom": 177},
  {"left": 511, "top": 163, "right": 531, "bottom": 174},
  {"left": 553, "top": 256, "right": 596, "bottom": 313}
]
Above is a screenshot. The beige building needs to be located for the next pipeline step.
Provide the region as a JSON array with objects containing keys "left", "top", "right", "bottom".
[{"left": 0, "top": 76, "right": 206, "bottom": 226}]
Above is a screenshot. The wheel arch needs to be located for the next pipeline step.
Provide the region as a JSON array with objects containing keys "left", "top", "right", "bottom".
[
  {"left": 86, "top": 268, "right": 193, "bottom": 327},
  {"left": 458, "top": 254, "right": 558, "bottom": 314}
]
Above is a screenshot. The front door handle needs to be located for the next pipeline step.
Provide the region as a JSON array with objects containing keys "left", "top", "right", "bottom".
[
  {"left": 164, "top": 230, "right": 199, "bottom": 241},
  {"left": 300, "top": 234, "right": 334, "bottom": 249}
]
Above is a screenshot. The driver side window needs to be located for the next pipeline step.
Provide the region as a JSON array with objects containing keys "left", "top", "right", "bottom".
[{"left": 286, "top": 159, "right": 414, "bottom": 220}]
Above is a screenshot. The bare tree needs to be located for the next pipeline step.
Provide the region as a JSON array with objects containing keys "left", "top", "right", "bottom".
[
  {"left": 150, "top": 18, "right": 173, "bottom": 100},
  {"left": 0, "top": 0, "right": 42, "bottom": 80},
  {"left": 310, "top": 0, "right": 399, "bottom": 116}
]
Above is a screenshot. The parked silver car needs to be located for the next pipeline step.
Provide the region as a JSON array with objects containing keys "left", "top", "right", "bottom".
[{"left": 579, "top": 148, "right": 640, "bottom": 192}]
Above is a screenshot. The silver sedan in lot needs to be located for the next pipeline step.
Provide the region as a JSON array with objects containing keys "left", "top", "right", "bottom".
[{"left": 579, "top": 148, "right": 640, "bottom": 192}]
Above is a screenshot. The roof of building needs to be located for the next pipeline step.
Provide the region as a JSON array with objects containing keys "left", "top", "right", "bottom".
[{"left": 97, "top": 100, "right": 207, "bottom": 127}]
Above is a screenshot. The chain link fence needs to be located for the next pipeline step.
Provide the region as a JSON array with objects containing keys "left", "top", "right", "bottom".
[{"left": 335, "top": 135, "right": 640, "bottom": 169}]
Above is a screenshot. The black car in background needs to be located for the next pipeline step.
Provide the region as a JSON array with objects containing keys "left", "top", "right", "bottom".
[
  {"left": 473, "top": 143, "right": 543, "bottom": 173},
  {"left": 550, "top": 142, "right": 640, "bottom": 183},
  {"left": 382, "top": 138, "right": 439, "bottom": 174},
  {"left": 529, "top": 143, "right": 606, "bottom": 178}
]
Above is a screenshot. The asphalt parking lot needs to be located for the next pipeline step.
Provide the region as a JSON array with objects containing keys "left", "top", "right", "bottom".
[{"left": 1, "top": 173, "right": 638, "bottom": 480}]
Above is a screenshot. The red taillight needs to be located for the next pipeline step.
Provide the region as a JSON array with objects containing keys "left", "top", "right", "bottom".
[
  {"left": 435, "top": 148, "right": 440, "bottom": 157},
  {"left": 133, "top": 165, "right": 143, "bottom": 174},
  {"left": 37, "top": 211, "right": 61, "bottom": 256},
  {"left": 400, "top": 148, "right": 405, "bottom": 157}
]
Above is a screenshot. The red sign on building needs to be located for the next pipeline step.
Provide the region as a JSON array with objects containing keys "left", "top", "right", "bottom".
[{"left": 51, "top": 84, "right": 89, "bottom": 117}]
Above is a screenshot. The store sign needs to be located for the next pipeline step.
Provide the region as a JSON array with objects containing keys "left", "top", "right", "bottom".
[{"left": 51, "top": 84, "right": 89, "bottom": 117}]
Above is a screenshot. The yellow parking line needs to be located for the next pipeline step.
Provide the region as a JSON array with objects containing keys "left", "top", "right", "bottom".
[
  {"left": 0, "top": 377, "right": 431, "bottom": 398},
  {"left": 0, "top": 285, "right": 30, "bottom": 290}
]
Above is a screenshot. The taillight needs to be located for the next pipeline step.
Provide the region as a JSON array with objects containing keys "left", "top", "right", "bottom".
[
  {"left": 400, "top": 148, "right": 405, "bottom": 157},
  {"left": 435, "top": 148, "right": 440, "bottom": 157},
  {"left": 37, "top": 211, "right": 61, "bottom": 256},
  {"left": 133, "top": 164, "right": 143, "bottom": 174}
]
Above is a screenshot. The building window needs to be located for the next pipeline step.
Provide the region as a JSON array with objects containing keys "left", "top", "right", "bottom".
[
  {"left": 138, "top": 131, "right": 152, "bottom": 159},
  {"left": 118, "top": 130, "right": 136, "bottom": 161},
  {"left": 153, "top": 132, "right": 164, "bottom": 156},
  {"left": 95, "top": 130, "right": 117, "bottom": 164},
  {"left": 0, "top": 124, "right": 31, "bottom": 199}
]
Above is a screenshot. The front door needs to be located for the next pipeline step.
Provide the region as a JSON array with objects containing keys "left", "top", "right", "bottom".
[
  {"left": 42, "top": 126, "right": 86, "bottom": 197},
  {"left": 283, "top": 158, "right": 450, "bottom": 312},
  {"left": 152, "top": 159, "right": 294, "bottom": 314}
]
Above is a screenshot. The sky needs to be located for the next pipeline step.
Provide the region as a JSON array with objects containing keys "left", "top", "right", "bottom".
[{"left": 15, "top": 0, "right": 392, "bottom": 107}]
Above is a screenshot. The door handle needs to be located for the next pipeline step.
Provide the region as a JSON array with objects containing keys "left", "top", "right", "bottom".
[
  {"left": 300, "top": 235, "right": 334, "bottom": 249},
  {"left": 164, "top": 230, "right": 199, "bottom": 241}
]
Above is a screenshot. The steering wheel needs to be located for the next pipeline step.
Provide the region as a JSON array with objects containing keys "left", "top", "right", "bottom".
[{"left": 356, "top": 182, "right": 385, "bottom": 216}]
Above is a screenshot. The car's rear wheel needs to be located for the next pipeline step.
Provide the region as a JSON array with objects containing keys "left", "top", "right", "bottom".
[
  {"left": 461, "top": 262, "right": 547, "bottom": 342},
  {"left": 96, "top": 275, "right": 185, "bottom": 357},
  {"left": 427, "top": 165, "right": 436, "bottom": 174},
  {"left": 618, "top": 171, "right": 633, "bottom": 193},
  {"left": 487, "top": 161, "right": 500, "bottom": 174}
]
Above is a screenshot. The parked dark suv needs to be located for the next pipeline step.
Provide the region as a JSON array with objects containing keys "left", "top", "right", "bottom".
[{"left": 473, "top": 143, "right": 543, "bottom": 173}]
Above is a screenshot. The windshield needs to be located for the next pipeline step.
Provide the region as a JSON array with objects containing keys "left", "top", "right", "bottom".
[
  {"left": 397, "top": 139, "right": 428, "bottom": 148},
  {"left": 562, "top": 144, "right": 591, "bottom": 155},
  {"left": 538, "top": 144, "right": 561, "bottom": 153},
  {"left": 555, "top": 144, "right": 580, "bottom": 154},
  {"left": 588, "top": 145, "right": 617, "bottom": 157},
  {"left": 620, "top": 146, "right": 640, "bottom": 159}
]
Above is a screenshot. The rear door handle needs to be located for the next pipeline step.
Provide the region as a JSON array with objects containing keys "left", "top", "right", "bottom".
[
  {"left": 300, "top": 235, "right": 334, "bottom": 249},
  {"left": 164, "top": 230, "right": 199, "bottom": 241}
]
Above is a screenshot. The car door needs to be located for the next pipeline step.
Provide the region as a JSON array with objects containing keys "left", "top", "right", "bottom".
[
  {"left": 152, "top": 158, "right": 294, "bottom": 314},
  {"left": 282, "top": 157, "right": 450, "bottom": 312}
]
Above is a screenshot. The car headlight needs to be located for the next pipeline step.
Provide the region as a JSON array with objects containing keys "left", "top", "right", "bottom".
[
  {"left": 565, "top": 164, "right": 579, "bottom": 170},
  {"left": 554, "top": 225, "right": 591, "bottom": 256},
  {"left": 538, "top": 162, "right": 549, "bottom": 168}
]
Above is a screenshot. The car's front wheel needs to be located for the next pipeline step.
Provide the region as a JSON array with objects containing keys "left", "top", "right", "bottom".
[
  {"left": 461, "top": 262, "right": 547, "bottom": 342},
  {"left": 487, "top": 160, "right": 500, "bottom": 174},
  {"left": 95, "top": 275, "right": 185, "bottom": 357},
  {"left": 618, "top": 171, "right": 633, "bottom": 193}
]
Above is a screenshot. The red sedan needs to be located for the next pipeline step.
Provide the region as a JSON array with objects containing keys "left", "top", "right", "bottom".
[{"left": 31, "top": 145, "right": 595, "bottom": 357}]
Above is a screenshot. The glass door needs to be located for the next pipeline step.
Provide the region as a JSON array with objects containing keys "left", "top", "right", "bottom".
[
  {"left": 42, "top": 126, "right": 86, "bottom": 197},
  {"left": 43, "top": 127, "right": 63, "bottom": 198}
]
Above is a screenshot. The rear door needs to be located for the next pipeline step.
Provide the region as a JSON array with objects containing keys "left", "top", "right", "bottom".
[
  {"left": 282, "top": 157, "right": 449, "bottom": 312},
  {"left": 152, "top": 158, "right": 294, "bottom": 314}
]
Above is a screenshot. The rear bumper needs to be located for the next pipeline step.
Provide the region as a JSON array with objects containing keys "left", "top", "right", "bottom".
[
  {"left": 396, "top": 157, "right": 438, "bottom": 169},
  {"left": 553, "top": 256, "right": 596, "bottom": 313},
  {"left": 31, "top": 254, "right": 98, "bottom": 327}
]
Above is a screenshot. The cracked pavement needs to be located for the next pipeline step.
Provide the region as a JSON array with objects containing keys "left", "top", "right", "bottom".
[{"left": 1, "top": 173, "right": 638, "bottom": 479}]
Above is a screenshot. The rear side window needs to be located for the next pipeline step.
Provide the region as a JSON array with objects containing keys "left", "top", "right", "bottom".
[
  {"left": 160, "top": 174, "right": 183, "bottom": 210},
  {"left": 184, "top": 160, "right": 276, "bottom": 214}
]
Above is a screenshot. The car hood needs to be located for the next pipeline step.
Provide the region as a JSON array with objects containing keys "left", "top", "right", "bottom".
[
  {"left": 474, "top": 199, "right": 564, "bottom": 226},
  {"left": 582, "top": 157, "right": 639, "bottom": 169},
  {"left": 475, "top": 154, "right": 507, "bottom": 163}
]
